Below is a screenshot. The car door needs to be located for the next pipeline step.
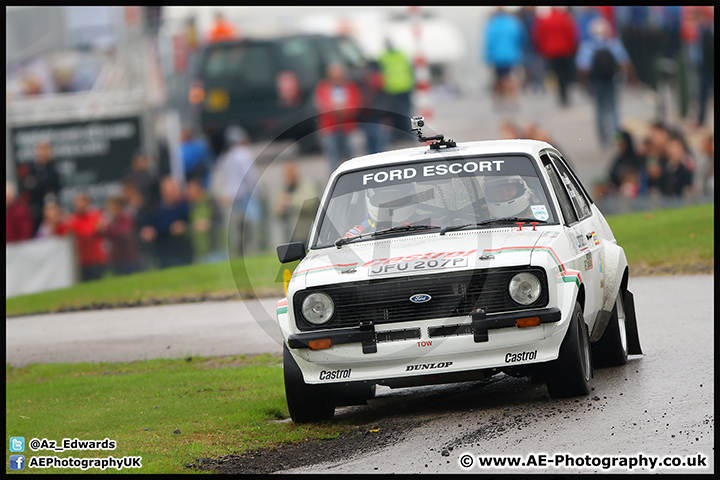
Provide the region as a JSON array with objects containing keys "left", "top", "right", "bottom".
[{"left": 545, "top": 150, "right": 604, "bottom": 325}]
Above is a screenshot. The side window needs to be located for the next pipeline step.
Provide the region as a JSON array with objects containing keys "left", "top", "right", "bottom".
[
  {"left": 556, "top": 153, "right": 594, "bottom": 204},
  {"left": 549, "top": 153, "right": 591, "bottom": 220},
  {"left": 541, "top": 154, "right": 577, "bottom": 225}
]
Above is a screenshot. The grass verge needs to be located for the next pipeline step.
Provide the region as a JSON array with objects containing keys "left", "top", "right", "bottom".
[
  {"left": 6, "top": 203, "right": 713, "bottom": 317},
  {"left": 5, "top": 354, "right": 351, "bottom": 474},
  {"left": 604, "top": 203, "right": 714, "bottom": 272}
]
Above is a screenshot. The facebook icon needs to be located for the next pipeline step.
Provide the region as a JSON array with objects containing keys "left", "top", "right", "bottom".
[{"left": 10, "top": 455, "right": 25, "bottom": 470}]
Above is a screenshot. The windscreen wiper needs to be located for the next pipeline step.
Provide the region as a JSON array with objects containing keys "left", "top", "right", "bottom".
[
  {"left": 371, "top": 224, "right": 440, "bottom": 237},
  {"left": 335, "top": 232, "right": 372, "bottom": 248},
  {"left": 439, "top": 217, "right": 547, "bottom": 235},
  {"left": 335, "top": 224, "right": 439, "bottom": 249}
]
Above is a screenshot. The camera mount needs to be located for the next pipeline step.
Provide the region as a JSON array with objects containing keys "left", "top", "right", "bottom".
[{"left": 410, "top": 115, "right": 457, "bottom": 150}]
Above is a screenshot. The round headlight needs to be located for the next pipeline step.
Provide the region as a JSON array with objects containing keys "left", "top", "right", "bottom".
[
  {"left": 301, "top": 292, "right": 335, "bottom": 325},
  {"left": 508, "top": 273, "right": 542, "bottom": 305}
]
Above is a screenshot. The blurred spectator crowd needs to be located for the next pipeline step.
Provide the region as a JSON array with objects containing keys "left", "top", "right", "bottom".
[
  {"left": 7, "top": 132, "right": 260, "bottom": 283},
  {"left": 498, "top": 118, "right": 714, "bottom": 203},
  {"left": 484, "top": 6, "right": 714, "bottom": 133},
  {"left": 598, "top": 123, "right": 714, "bottom": 201},
  {"left": 487, "top": 5, "right": 714, "bottom": 205}
]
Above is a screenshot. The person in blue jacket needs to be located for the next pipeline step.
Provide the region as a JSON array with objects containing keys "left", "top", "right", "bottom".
[
  {"left": 484, "top": 7, "right": 527, "bottom": 110},
  {"left": 576, "top": 17, "right": 632, "bottom": 148},
  {"left": 178, "top": 127, "right": 214, "bottom": 189}
]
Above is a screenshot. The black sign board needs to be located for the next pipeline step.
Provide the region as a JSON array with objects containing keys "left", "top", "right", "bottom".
[{"left": 11, "top": 116, "right": 143, "bottom": 209}]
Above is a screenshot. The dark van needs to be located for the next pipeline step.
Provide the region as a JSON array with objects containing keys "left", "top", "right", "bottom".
[{"left": 191, "top": 34, "right": 368, "bottom": 154}]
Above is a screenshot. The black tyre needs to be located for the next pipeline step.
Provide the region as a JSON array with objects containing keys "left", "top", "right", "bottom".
[
  {"left": 546, "top": 301, "right": 593, "bottom": 399},
  {"left": 283, "top": 345, "right": 335, "bottom": 423},
  {"left": 592, "top": 292, "right": 629, "bottom": 367}
]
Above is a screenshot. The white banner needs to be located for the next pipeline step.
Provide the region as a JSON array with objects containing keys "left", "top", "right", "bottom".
[{"left": 6, "top": 235, "right": 79, "bottom": 299}]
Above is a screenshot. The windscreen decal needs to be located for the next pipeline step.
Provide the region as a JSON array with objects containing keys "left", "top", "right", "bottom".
[
  {"left": 331, "top": 155, "right": 540, "bottom": 196},
  {"left": 530, "top": 205, "right": 549, "bottom": 221},
  {"left": 362, "top": 161, "right": 505, "bottom": 186},
  {"left": 481, "top": 245, "right": 583, "bottom": 286}
]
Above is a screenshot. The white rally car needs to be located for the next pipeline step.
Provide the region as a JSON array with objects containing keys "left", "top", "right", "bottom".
[{"left": 276, "top": 119, "right": 642, "bottom": 423}]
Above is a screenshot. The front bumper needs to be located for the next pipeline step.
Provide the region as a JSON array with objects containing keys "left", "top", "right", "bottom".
[
  {"left": 286, "top": 307, "right": 568, "bottom": 385},
  {"left": 288, "top": 307, "right": 561, "bottom": 352}
]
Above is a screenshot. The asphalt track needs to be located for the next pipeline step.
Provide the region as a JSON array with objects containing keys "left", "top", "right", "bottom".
[{"left": 5, "top": 274, "right": 714, "bottom": 474}]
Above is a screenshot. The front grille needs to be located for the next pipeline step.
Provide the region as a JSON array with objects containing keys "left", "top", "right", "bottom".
[{"left": 294, "top": 267, "right": 548, "bottom": 331}]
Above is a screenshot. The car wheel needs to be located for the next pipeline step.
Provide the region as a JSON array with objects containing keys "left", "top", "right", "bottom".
[
  {"left": 546, "top": 301, "right": 593, "bottom": 399},
  {"left": 592, "top": 292, "right": 629, "bottom": 367},
  {"left": 283, "top": 344, "right": 335, "bottom": 423}
]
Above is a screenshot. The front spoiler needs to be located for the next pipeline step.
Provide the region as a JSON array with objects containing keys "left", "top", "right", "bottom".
[{"left": 288, "top": 307, "right": 562, "bottom": 353}]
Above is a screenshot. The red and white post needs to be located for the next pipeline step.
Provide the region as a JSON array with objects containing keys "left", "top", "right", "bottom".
[{"left": 409, "top": 6, "right": 433, "bottom": 121}]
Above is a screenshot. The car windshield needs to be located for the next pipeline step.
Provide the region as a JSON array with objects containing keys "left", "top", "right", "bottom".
[
  {"left": 202, "top": 43, "right": 274, "bottom": 85},
  {"left": 312, "top": 155, "right": 558, "bottom": 249}
]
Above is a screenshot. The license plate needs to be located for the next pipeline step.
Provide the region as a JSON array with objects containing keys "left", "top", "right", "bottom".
[{"left": 368, "top": 257, "right": 468, "bottom": 276}]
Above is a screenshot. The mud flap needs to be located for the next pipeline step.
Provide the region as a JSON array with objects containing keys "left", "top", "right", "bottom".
[{"left": 624, "top": 289, "right": 642, "bottom": 355}]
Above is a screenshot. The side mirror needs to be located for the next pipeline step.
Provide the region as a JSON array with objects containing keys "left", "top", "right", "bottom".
[{"left": 277, "top": 242, "right": 306, "bottom": 264}]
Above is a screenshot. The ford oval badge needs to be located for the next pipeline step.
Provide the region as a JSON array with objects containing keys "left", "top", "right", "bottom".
[{"left": 409, "top": 293, "right": 432, "bottom": 304}]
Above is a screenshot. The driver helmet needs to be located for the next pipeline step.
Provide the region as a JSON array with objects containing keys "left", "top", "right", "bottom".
[
  {"left": 366, "top": 183, "right": 417, "bottom": 225},
  {"left": 483, "top": 175, "right": 532, "bottom": 217}
]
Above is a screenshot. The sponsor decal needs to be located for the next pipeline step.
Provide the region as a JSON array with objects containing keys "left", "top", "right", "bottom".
[
  {"left": 362, "top": 250, "right": 477, "bottom": 268},
  {"left": 505, "top": 350, "right": 538, "bottom": 363},
  {"left": 340, "top": 268, "right": 357, "bottom": 274},
  {"left": 584, "top": 252, "right": 593, "bottom": 271},
  {"left": 417, "top": 341, "right": 433, "bottom": 347},
  {"left": 591, "top": 231, "right": 599, "bottom": 245},
  {"left": 598, "top": 251, "right": 604, "bottom": 273},
  {"left": 575, "top": 233, "right": 588, "bottom": 250},
  {"left": 362, "top": 161, "right": 505, "bottom": 186},
  {"left": 406, "top": 361, "right": 453, "bottom": 371},
  {"left": 531, "top": 204, "right": 549, "bottom": 221},
  {"left": 409, "top": 293, "right": 432, "bottom": 304},
  {"left": 292, "top": 251, "right": 478, "bottom": 279},
  {"left": 319, "top": 368, "right": 351, "bottom": 381}
]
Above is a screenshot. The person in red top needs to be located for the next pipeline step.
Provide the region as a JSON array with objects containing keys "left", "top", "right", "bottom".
[
  {"left": 65, "top": 193, "right": 109, "bottom": 282},
  {"left": 314, "top": 62, "right": 363, "bottom": 172},
  {"left": 533, "top": 7, "right": 580, "bottom": 107},
  {"left": 6, "top": 182, "right": 34, "bottom": 243},
  {"left": 206, "top": 11, "right": 239, "bottom": 44},
  {"left": 105, "top": 196, "right": 140, "bottom": 276}
]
